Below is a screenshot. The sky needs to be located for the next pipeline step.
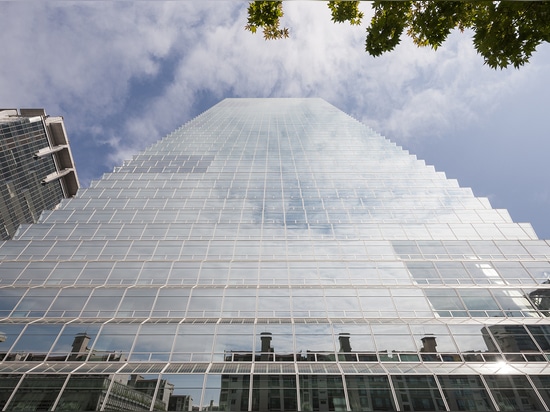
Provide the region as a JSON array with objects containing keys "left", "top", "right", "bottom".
[{"left": 1, "top": 1, "right": 550, "bottom": 238}]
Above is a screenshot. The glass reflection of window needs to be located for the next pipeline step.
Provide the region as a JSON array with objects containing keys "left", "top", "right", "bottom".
[
  {"left": 255, "top": 324, "right": 294, "bottom": 357},
  {"left": 138, "top": 261, "right": 171, "bottom": 285},
  {"left": 160, "top": 374, "right": 203, "bottom": 412},
  {"left": 12, "top": 288, "right": 59, "bottom": 317},
  {"left": 76, "top": 261, "right": 112, "bottom": 285},
  {"left": 438, "top": 375, "right": 495, "bottom": 411},
  {"left": 257, "top": 288, "right": 291, "bottom": 317},
  {"left": 527, "top": 325, "right": 550, "bottom": 352},
  {"left": 0, "top": 324, "right": 25, "bottom": 361},
  {"left": 346, "top": 375, "right": 395, "bottom": 411},
  {"left": 117, "top": 288, "right": 156, "bottom": 317},
  {"left": 5, "top": 375, "right": 66, "bottom": 411},
  {"left": 484, "top": 375, "right": 545, "bottom": 411},
  {"left": 392, "top": 375, "right": 446, "bottom": 411},
  {"left": 199, "top": 262, "right": 230, "bottom": 285},
  {"left": 392, "top": 289, "right": 432, "bottom": 318},
  {"left": 222, "top": 288, "right": 256, "bottom": 317},
  {"left": 371, "top": 324, "right": 416, "bottom": 357},
  {"left": 458, "top": 289, "right": 502, "bottom": 317},
  {"left": 49, "top": 323, "right": 101, "bottom": 361},
  {"left": 405, "top": 261, "right": 442, "bottom": 285},
  {"left": 172, "top": 324, "right": 215, "bottom": 362},
  {"left": 325, "top": 288, "right": 360, "bottom": 317},
  {"left": 252, "top": 375, "right": 296, "bottom": 411},
  {"left": 204, "top": 374, "right": 225, "bottom": 411},
  {"left": 425, "top": 289, "right": 467, "bottom": 317},
  {"left": 523, "top": 262, "right": 550, "bottom": 284},
  {"left": 187, "top": 288, "right": 223, "bottom": 317},
  {"left": 91, "top": 323, "right": 138, "bottom": 360},
  {"left": 0, "top": 288, "right": 25, "bottom": 317},
  {"left": 55, "top": 375, "right": 112, "bottom": 411},
  {"left": 492, "top": 289, "right": 539, "bottom": 317},
  {"left": 10, "top": 324, "right": 63, "bottom": 361},
  {"left": 359, "top": 289, "right": 397, "bottom": 318},
  {"left": 299, "top": 375, "right": 346, "bottom": 412},
  {"left": 46, "top": 287, "right": 90, "bottom": 317},
  {"left": 0, "top": 375, "right": 21, "bottom": 409},
  {"left": 152, "top": 288, "right": 189, "bottom": 317},
  {"left": 131, "top": 323, "right": 177, "bottom": 361},
  {"left": 529, "top": 375, "right": 550, "bottom": 409},
  {"left": 291, "top": 288, "right": 326, "bottom": 317},
  {"left": 214, "top": 324, "right": 254, "bottom": 361},
  {"left": 492, "top": 261, "right": 534, "bottom": 285},
  {"left": 295, "top": 324, "right": 334, "bottom": 359},
  {"left": 434, "top": 261, "right": 471, "bottom": 285},
  {"left": 169, "top": 261, "right": 201, "bottom": 285}
]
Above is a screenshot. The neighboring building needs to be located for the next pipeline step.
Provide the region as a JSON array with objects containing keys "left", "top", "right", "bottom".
[
  {"left": 0, "top": 109, "right": 79, "bottom": 239},
  {"left": 1, "top": 98, "right": 550, "bottom": 411}
]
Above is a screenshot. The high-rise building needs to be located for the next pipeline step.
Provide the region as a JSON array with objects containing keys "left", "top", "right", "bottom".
[
  {"left": 0, "top": 109, "right": 79, "bottom": 240},
  {"left": 1, "top": 98, "right": 550, "bottom": 411}
]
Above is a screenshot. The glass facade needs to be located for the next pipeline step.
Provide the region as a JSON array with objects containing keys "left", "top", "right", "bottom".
[
  {"left": 0, "top": 98, "right": 549, "bottom": 411},
  {"left": 0, "top": 109, "right": 79, "bottom": 240}
]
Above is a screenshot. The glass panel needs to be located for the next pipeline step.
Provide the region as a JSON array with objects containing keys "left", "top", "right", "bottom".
[
  {"left": 526, "top": 325, "right": 550, "bottom": 351},
  {"left": 529, "top": 375, "right": 550, "bottom": 409},
  {"left": 222, "top": 288, "right": 256, "bottom": 317},
  {"left": 425, "top": 289, "right": 467, "bottom": 317},
  {"left": 104, "top": 374, "right": 159, "bottom": 411},
  {"left": 10, "top": 324, "right": 62, "bottom": 361},
  {"left": 91, "top": 323, "right": 138, "bottom": 361},
  {"left": 46, "top": 287, "right": 90, "bottom": 317},
  {"left": 187, "top": 289, "right": 223, "bottom": 317},
  {"left": 527, "top": 287, "right": 550, "bottom": 316},
  {"left": 55, "top": 375, "right": 110, "bottom": 411},
  {"left": 12, "top": 288, "right": 59, "bottom": 317},
  {"left": 117, "top": 288, "right": 157, "bottom": 317},
  {"left": 484, "top": 325, "right": 539, "bottom": 353},
  {"left": 483, "top": 375, "right": 544, "bottom": 412},
  {"left": 160, "top": 375, "right": 203, "bottom": 412},
  {"left": 82, "top": 288, "right": 124, "bottom": 317},
  {"left": 257, "top": 288, "right": 291, "bottom": 317},
  {"left": 173, "top": 324, "right": 215, "bottom": 361},
  {"left": 295, "top": 324, "right": 334, "bottom": 360},
  {"left": 6, "top": 375, "right": 66, "bottom": 411},
  {"left": 438, "top": 375, "right": 495, "bottom": 411},
  {"left": 0, "top": 375, "right": 21, "bottom": 409},
  {"left": 204, "top": 374, "right": 225, "bottom": 411},
  {"left": 299, "top": 375, "right": 346, "bottom": 412},
  {"left": 392, "top": 375, "right": 446, "bottom": 411},
  {"left": 152, "top": 288, "right": 190, "bottom": 317},
  {"left": 131, "top": 323, "right": 177, "bottom": 361},
  {"left": 252, "top": 375, "right": 296, "bottom": 411},
  {"left": 346, "top": 375, "right": 395, "bottom": 411},
  {"left": 0, "top": 288, "right": 25, "bottom": 317},
  {"left": 49, "top": 324, "right": 102, "bottom": 361}
]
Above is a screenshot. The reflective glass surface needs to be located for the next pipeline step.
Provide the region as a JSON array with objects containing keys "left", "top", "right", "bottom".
[{"left": 1, "top": 99, "right": 550, "bottom": 411}]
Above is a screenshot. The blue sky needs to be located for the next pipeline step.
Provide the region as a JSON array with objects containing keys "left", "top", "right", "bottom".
[{"left": 1, "top": 1, "right": 550, "bottom": 238}]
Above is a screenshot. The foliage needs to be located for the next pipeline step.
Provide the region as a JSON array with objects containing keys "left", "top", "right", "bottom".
[
  {"left": 245, "top": 1, "right": 289, "bottom": 40},
  {"left": 327, "top": 1, "right": 364, "bottom": 26},
  {"left": 245, "top": 1, "right": 550, "bottom": 69}
]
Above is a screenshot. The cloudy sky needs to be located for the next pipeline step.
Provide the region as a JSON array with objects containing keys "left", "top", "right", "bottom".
[{"left": 2, "top": 1, "right": 550, "bottom": 238}]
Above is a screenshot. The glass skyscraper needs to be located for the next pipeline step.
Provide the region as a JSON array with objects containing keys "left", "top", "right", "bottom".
[
  {"left": 0, "top": 109, "right": 79, "bottom": 240},
  {"left": 1, "top": 98, "right": 550, "bottom": 411}
]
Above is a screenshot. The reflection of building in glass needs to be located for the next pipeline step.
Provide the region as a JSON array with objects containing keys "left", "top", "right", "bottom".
[
  {"left": 1, "top": 99, "right": 550, "bottom": 411},
  {"left": 0, "top": 109, "right": 79, "bottom": 239},
  {"left": 530, "top": 280, "right": 550, "bottom": 316}
]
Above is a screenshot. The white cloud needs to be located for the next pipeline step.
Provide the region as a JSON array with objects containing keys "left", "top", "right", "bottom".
[{"left": 1, "top": 1, "right": 549, "bottom": 195}]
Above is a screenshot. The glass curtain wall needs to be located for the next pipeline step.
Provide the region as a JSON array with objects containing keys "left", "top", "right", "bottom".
[{"left": 1, "top": 98, "right": 550, "bottom": 411}]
